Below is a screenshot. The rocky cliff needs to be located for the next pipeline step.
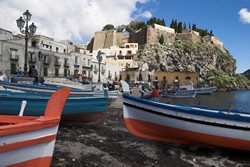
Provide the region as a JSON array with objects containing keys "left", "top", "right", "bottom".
[{"left": 135, "top": 40, "right": 250, "bottom": 90}]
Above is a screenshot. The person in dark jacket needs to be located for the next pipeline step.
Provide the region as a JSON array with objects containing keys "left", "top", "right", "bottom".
[{"left": 29, "top": 65, "right": 38, "bottom": 84}]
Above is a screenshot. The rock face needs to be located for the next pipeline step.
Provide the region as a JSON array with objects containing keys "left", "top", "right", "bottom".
[
  {"left": 135, "top": 41, "right": 236, "bottom": 81},
  {"left": 135, "top": 40, "right": 250, "bottom": 90}
]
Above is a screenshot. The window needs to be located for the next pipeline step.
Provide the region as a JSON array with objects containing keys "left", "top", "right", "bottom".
[
  {"left": 83, "top": 58, "right": 86, "bottom": 66},
  {"left": 87, "top": 59, "right": 90, "bottom": 66},
  {"left": 10, "top": 63, "right": 16, "bottom": 74},
  {"left": 10, "top": 49, "right": 17, "bottom": 59},
  {"left": 163, "top": 76, "right": 166, "bottom": 82},
  {"left": 75, "top": 57, "right": 78, "bottom": 64},
  {"left": 64, "top": 49, "right": 66, "bottom": 53},
  {"left": 127, "top": 50, "right": 132, "bottom": 55},
  {"left": 43, "top": 67, "right": 48, "bottom": 76},
  {"left": 64, "top": 69, "right": 68, "bottom": 77},
  {"left": 56, "top": 47, "right": 59, "bottom": 52},
  {"left": 31, "top": 41, "right": 37, "bottom": 47},
  {"left": 55, "top": 68, "right": 59, "bottom": 77}
]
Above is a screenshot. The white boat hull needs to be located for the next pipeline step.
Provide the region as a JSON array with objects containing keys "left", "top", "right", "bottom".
[{"left": 123, "top": 95, "right": 250, "bottom": 150}]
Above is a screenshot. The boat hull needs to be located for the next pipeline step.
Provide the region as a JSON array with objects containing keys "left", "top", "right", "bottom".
[
  {"left": 0, "top": 92, "right": 108, "bottom": 125},
  {"left": 0, "top": 88, "right": 70, "bottom": 167},
  {"left": 0, "top": 124, "right": 58, "bottom": 167},
  {"left": 123, "top": 95, "right": 250, "bottom": 151}
]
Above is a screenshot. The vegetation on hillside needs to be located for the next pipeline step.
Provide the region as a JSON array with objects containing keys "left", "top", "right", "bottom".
[
  {"left": 206, "top": 69, "right": 250, "bottom": 90},
  {"left": 170, "top": 19, "right": 213, "bottom": 36}
]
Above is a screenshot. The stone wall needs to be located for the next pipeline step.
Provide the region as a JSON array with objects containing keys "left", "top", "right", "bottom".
[
  {"left": 93, "top": 31, "right": 107, "bottom": 50},
  {"left": 147, "top": 26, "right": 176, "bottom": 44},
  {"left": 91, "top": 30, "right": 129, "bottom": 51},
  {"left": 129, "top": 27, "right": 147, "bottom": 46},
  {"left": 176, "top": 30, "right": 201, "bottom": 43},
  {"left": 103, "top": 30, "right": 115, "bottom": 49},
  {"left": 129, "top": 25, "right": 176, "bottom": 46}
]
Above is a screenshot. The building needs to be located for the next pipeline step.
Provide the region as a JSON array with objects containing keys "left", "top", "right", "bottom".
[
  {"left": 0, "top": 28, "right": 92, "bottom": 80},
  {"left": 154, "top": 71, "right": 199, "bottom": 88}
]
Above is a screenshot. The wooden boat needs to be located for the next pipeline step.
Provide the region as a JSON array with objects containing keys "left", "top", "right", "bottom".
[
  {"left": 121, "top": 80, "right": 250, "bottom": 151},
  {"left": 0, "top": 80, "right": 93, "bottom": 95},
  {"left": 0, "top": 79, "right": 119, "bottom": 106},
  {"left": 161, "top": 90, "right": 196, "bottom": 98},
  {"left": 0, "top": 88, "right": 70, "bottom": 167},
  {"left": 179, "top": 85, "right": 217, "bottom": 95},
  {"left": 0, "top": 90, "right": 108, "bottom": 125},
  {"left": 94, "top": 89, "right": 119, "bottom": 104},
  {"left": 44, "top": 77, "right": 93, "bottom": 90}
]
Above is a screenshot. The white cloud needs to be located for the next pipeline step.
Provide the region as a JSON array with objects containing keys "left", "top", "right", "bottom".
[
  {"left": 239, "top": 8, "right": 250, "bottom": 24},
  {"left": 0, "top": 0, "right": 152, "bottom": 44},
  {"left": 140, "top": 10, "right": 152, "bottom": 19}
]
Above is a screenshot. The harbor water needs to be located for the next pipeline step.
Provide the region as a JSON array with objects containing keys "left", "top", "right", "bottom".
[{"left": 159, "top": 90, "right": 250, "bottom": 113}]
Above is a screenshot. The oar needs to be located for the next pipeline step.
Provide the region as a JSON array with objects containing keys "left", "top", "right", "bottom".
[{"left": 19, "top": 100, "right": 27, "bottom": 116}]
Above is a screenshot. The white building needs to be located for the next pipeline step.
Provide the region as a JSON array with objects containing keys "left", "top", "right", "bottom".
[{"left": 0, "top": 28, "right": 92, "bottom": 81}]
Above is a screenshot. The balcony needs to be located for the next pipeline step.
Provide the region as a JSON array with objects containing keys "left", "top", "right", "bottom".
[
  {"left": 74, "top": 64, "right": 80, "bottom": 68},
  {"left": 10, "top": 54, "right": 19, "bottom": 61},
  {"left": 82, "top": 64, "right": 92, "bottom": 69},
  {"left": 43, "top": 58, "right": 50, "bottom": 65},
  {"left": 64, "top": 62, "right": 70, "bottom": 67},
  {"left": 28, "top": 57, "right": 36, "bottom": 64},
  {"left": 54, "top": 61, "right": 61, "bottom": 67}
]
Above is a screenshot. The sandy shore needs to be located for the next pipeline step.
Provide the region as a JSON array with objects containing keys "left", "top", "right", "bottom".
[{"left": 51, "top": 94, "right": 250, "bottom": 167}]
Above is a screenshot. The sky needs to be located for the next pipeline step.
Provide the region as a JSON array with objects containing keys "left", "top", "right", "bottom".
[{"left": 0, "top": 0, "right": 249, "bottom": 73}]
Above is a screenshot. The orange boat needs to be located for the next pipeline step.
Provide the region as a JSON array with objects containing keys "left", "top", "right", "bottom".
[{"left": 0, "top": 88, "right": 70, "bottom": 167}]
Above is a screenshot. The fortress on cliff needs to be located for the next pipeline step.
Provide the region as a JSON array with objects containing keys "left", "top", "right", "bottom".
[{"left": 87, "top": 24, "right": 223, "bottom": 51}]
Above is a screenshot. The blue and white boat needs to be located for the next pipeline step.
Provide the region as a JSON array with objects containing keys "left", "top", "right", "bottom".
[
  {"left": 121, "top": 80, "right": 250, "bottom": 151},
  {"left": 0, "top": 89, "right": 108, "bottom": 125}
]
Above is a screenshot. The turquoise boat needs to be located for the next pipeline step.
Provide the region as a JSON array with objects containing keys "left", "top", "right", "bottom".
[{"left": 0, "top": 90, "right": 108, "bottom": 125}]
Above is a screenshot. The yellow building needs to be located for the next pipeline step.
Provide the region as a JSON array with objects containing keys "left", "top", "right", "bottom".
[{"left": 154, "top": 71, "right": 199, "bottom": 87}]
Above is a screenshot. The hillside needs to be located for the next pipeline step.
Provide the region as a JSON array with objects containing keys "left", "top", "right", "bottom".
[{"left": 135, "top": 40, "right": 250, "bottom": 90}]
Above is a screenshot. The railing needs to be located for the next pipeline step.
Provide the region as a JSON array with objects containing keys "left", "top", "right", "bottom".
[
  {"left": 28, "top": 57, "right": 36, "bottom": 63},
  {"left": 10, "top": 54, "right": 19, "bottom": 61},
  {"left": 64, "top": 62, "right": 70, "bottom": 67},
  {"left": 74, "top": 64, "right": 80, "bottom": 68},
  {"left": 43, "top": 58, "right": 50, "bottom": 65},
  {"left": 54, "top": 61, "right": 61, "bottom": 66}
]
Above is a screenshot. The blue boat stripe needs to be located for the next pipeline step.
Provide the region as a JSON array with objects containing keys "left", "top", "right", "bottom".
[
  {"left": 123, "top": 102, "right": 250, "bottom": 131},
  {"left": 123, "top": 95, "right": 250, "bottom": 122}
]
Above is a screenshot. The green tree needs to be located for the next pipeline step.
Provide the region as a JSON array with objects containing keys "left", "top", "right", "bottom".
[
  {"left": 159, "top": 34, "right": 164, "bottom": 45},
  {"left": 170, "top": 19, "right": 175, "bottom": 29},
  {"left": 126, "top": 20, "right": 145, "bottom": 33},
  {"left": 174, "top": 19, "right": 178, "bottom": 32},
  {"left": 177, "top": 22, "right": 183, "bottom": 33},
  {"left": 117, "top": 25, "right": 126, "bottom": 32},
  {"left": 192, "top": 24, "right": 196, "bottom": 31},
  {"left": 102, "top": 24, "right": 114, "bottom": 31},
  {"left": 183, "top": 22, "right": 187, "bottom": 30}
]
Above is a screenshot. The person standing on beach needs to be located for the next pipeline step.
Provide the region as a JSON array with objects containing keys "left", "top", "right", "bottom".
[
  {"left": 152, "top": 85, "right": 159, "bottom": 101},
  {"left": 29, "top": 65, "right": 38, "bottom": 84}
]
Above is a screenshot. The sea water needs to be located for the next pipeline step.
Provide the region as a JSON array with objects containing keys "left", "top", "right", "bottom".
[{"left": 159, "top": 90, "right": 250, "bottom": 113}]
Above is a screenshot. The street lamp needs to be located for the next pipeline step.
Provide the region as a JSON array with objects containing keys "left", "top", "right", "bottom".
[
  {"left": 96, "top": 50, "right": 103, "bottom": 83},
  {"left": 16, "top": 10, "right": 37, "bottom": 76},
  {"left": 125, "top": 64, "right": 129, "bottom": 82},
  {"left": 38, "top": 51, "right": 43, "bottom": 79}
]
